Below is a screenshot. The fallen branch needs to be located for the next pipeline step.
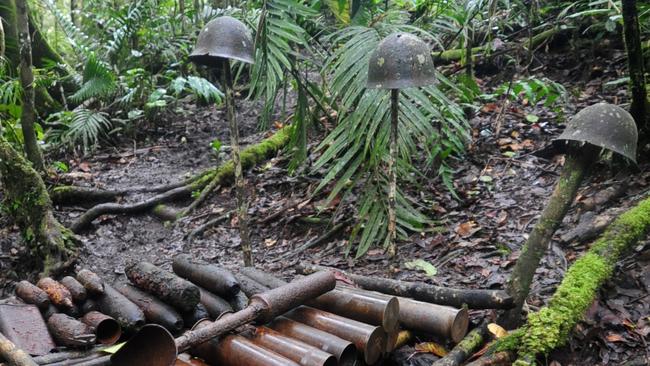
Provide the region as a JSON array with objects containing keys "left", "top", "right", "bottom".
[
  {"left": 70, "top": 126, "right": 291, "bottom": 232},
  {"left": 465, "top": 351, "right": 515, "bottom": 366},
  {"left": 50, "top": 186, "right": 127, "bottom": 206},
  {"left": 493, "top": 196, "right": 650, "bottom": 364},
  {"left": 434, "top": 28, "right": 562, "bottom": 63},
  {"left": 433, "top": 322, "right": 489, "bottom": 366},
  {"left": 295, "top": 264, "right": 513, "bottom": 309},
  {"left": 0, "top": 333, "right": 37, "bottom": 366},
  {"left": 186, "top": 211, "right": 232, "bottom": 240},
  {"left": 279, "top": 220, "right": 351, "bottom": 259}
]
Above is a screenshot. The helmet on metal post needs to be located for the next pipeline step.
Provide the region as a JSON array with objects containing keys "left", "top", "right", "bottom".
[
  {"left": 552, "top": 103, "right": 638, "bottom": 167},
  {"left": 366, "top": 32, "right": 436, "bottom": 89},
  {"left": 190, "top": 16, "right": 255, "bottom": 66}
]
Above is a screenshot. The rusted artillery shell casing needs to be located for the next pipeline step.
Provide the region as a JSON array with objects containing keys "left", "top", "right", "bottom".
[
  {"left": 37, "top": 277, "right": 74, "bottom": 309},
  {"left": 47, "top": 313, "right": 96, "bottom": 347},
  {"left": 115, "top": 283, "right": 184, "bottom": 333},
  {"left": 308, "top": 288, "right": 400, "bottom": 333},
  {"left": 240, "top": 267, "right": 287, "bottom": 289},
  {"left": 97, "top": 284, "right": 146, "bottom": 333},
  {"left": 190, "top": 320, "right": 300, "bottom": 366},
  {"left": 229, "top": 291, "right": 249, "bottom": 311},
  {"left": 340, "top": 286, "right": 468, "bottom": 343},
  {"left": 81, "top": 299, "right": 100, "bottom": 314},
  {"left": 235, "top": 273, "right": 270, "bottom": 297},
  {"left": 61, "top": 276, "right": 88, "bottom": 303},
  {"left": 81, "top": 311, "right": 121, "bottom": 345},
  {"left": 285, "top": 306, "right": 386, "bottom": 365},
  {"left": 15, "top": 281, "right": 50, "bottom": 310},
  {"left": 183, "top": 303, "right": 211, "bottom": 327},
  {"left": 250, "top": 326, "right": 337, "bottom": 366},
  {"left": 77, "top": 269, "right": 105, "bottom": 295},
  {"left": 269, "top": 317, "right": 357, "bottom": 366},
  {"left": 42, "top": 304, "right": 58, "bottom": 320},
  {"left": 172, "top": 254, "right": 240, "bottom": 297},
  {"left": 198, "top": 286, "right": 232, "bottom": 318},
  {"left": 126, "top": 261, "right": 200, "bottom": 312}
]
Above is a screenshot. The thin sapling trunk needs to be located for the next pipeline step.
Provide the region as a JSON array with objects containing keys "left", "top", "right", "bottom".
[
  {"left": 621, "top": 0, "right": 649, "bottom": 135},
  {"left": 222, "top": 59, "right": 253, "bottom": 266},
  {"left": 501, "top": 148, "right": 597, "bottom": 328},
  {"left": 386, "top": 89, "right": 399, "bottom": 258}
]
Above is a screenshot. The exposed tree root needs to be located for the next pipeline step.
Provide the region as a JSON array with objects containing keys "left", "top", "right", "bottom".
[
  {"left": 0, "top": 138, "right": 79, "bottom": 276},
  {"left": 70, "top": 126, "right": 291, "bottom": 232},
  {"left": 491, "top": 196, "right": 650, "bottom": 365}
]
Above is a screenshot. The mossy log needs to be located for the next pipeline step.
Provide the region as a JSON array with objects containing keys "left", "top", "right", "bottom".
[
  {"left": 493, "top": 196, "right": 650, "bottom": 365},
  {"left": 70, "top": 126, "right": 291, "bottom": 232},
  {"left": 434, "top": 28, "right": 561, "bottom": 63},
  {"left": 0, "top": 137, "right": 79, "bottom": 276}
]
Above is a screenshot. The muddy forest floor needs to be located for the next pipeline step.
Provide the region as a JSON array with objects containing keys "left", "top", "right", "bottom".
[{"left": 2, "top": 40, "right": 650, "bottom": 365}]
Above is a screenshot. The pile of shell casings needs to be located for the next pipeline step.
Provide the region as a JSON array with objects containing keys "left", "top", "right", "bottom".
[{"left": 2, "top": 255, "right": 469, "bottom": 365}]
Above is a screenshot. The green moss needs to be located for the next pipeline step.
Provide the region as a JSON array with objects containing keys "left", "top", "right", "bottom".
[
  {"left": 506, "top": 196, "right": 650, "bottom": 363},
  {"left": 189, "top": 126, "right": 291, "bottom": 191}
]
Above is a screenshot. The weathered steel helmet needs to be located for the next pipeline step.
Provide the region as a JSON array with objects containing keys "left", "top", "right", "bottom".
[
  {"left": 190, "top": 16, "right": 255, "bottom": 66},
  {"left": 553, "top": 103, "right": 638, "bottom": 166},
  {"left": 366, "top": 32, "right": 436, "bottom": 89}
]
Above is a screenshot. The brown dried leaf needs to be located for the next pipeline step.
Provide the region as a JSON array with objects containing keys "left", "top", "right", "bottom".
[
  {"left": 415, "top": 342, "right": 448, "bottom": 357},
  {"left": 488, "top": 323, "right": 508, "bottom": 338}
]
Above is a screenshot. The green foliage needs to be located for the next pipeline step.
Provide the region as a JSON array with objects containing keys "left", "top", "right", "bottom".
[
  {"left": 315, "top": 16, "right": 468, "bottom": 257},
  {"left": 47, "top": 108, "right": 112, "bottom": 153},
  {"left": 171, "top": 76, "right": 223, "bottom": 104},
  {"left": 70, "top": 54, "right": 117, "bottom": 103},
  {"left": 484, "top": 77, "right": 567, "bottom": 110},
  {"left": 249, "top": 0, "right": 318, "bottom": 126}
]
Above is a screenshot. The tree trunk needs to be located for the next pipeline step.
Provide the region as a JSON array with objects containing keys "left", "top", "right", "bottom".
[
  {"left": 500, "top": 151, "right": 594, "bottom": 328},
  {"left": 621, "top": 0, "right": 649, "bottom": 137},
  {"left": 0, "top": 137, "right": 79, "bottom": 276},
  {"left": 16, "top": 0, "right": 45, "bottom": 172},
  {"left": 0, "top": 0, "right": 68, "bottom": 112}
]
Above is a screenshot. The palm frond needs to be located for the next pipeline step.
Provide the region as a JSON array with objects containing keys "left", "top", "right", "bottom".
[{"left": 70, "top": 54, "right": 118, "bottom": 103}]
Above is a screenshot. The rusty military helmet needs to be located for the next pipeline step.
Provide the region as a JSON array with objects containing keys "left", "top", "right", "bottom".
[
  {"left": 553, "top": 103, "right": 638, "bottom": 167},
  {"left": 190, "top": 16, "right": 255, "bottom": 66},
  {"left": 366, "top": 32, "right": 436, "bottom": 89}
]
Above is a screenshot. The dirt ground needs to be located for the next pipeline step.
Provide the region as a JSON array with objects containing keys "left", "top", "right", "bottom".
[{"left": 1, "top": 40, "right": 649, "bottom": 365}]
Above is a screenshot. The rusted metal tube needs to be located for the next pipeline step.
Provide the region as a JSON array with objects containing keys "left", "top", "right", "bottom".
[
  {"left": 60, "top": 276, "right": 88, "bottom": 303},
  {"left": 172, "top": 254, "right": 240, "bottom": 297},
  {"left": 96, "top": 284, "right": 146, "bottom": 333},
  {"left": 285, "top": 306, "right": 386, "bottom": 365},
  {"left": 81, "top": 311, "right": 122, "bottom": 345},
  {"left": 182, "top": 303, "right": 210, "bottom": 328},
  {"left": 249, "top": 326, "right": 338, "bottom": 366},
  {"left": 268, "top": 317, "right": 357, "bottom": 366},
  {"left": 189, "top": 320, "right": 301, "bottom": 366},
  {"left": 126, "top": 261, "right": 200, "bottom": 312},
  {"left": 41, "top": 304, "right": 58, "bottom": 320},
  {"left": 47, "top": 313, "right": 96, "bottom": 347},
  {"left": 340, "top": 286, "right": 469, "bottom": 343},
  {"left": 197, "top": 286, "right": 232, "bottom": 318},
  {"left": 14, "top": 281, "right": 50, "bottom": 310},
  {"left": 36, "top": 277, "right": 74, "bottom": 310},
  {"left": 309, "top": 289, "right": 400, "bottom": 333},
  {"left": 115, "top": 283, "right": 184, "bottom": 334},
  {"left": 110, "top": 271, "right": 336, "bottom": 366},
  {"left": 234, "top": 273, "right": 269, "bottom": 297},
  {"left": 77, "top": 269, "right": 105, "bottom": 295}
]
